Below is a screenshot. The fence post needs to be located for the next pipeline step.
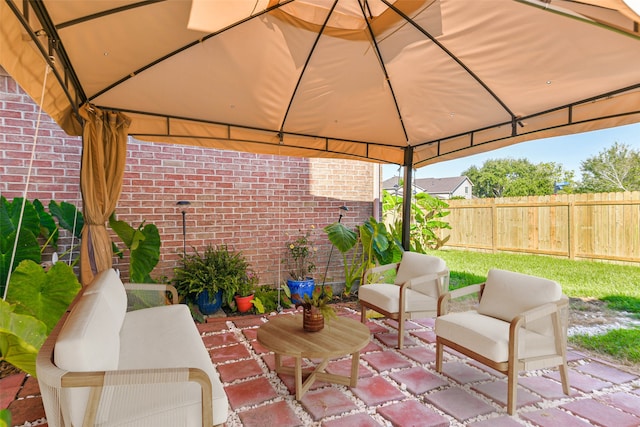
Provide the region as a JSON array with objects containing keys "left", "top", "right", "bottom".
[
  {"left": 492, "top": 199, "right": 498, "bottom": 253},
  {"left": 568, "top": 200, "right": 575, "bottom": 260}
]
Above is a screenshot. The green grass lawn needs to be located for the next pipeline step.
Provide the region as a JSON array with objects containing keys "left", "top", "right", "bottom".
[
  {"left": 424, "top": 249, "right": 640, "bottom": 363},
  {"left": 424, "top": 249, "right": 640, "bottom": 300}
]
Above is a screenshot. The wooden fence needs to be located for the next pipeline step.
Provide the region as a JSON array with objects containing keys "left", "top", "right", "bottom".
[{"left": 442, "top": 191, "right": 640, "bottom": 264}]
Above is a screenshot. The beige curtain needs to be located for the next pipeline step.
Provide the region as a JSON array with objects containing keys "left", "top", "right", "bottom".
[{"left": 79, "top": 104, "right": 130, "bottom": 286}]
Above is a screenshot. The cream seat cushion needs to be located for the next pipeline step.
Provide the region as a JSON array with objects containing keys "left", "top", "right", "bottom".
[
  {"left": 435, "top": 310, "right": 557, "bottom": 362},
  {"left": 358, "top": 284, "right": 437, "bottom": 313},
  {"left": 116, "top": 304, "right": 228, "bottom": 426}
]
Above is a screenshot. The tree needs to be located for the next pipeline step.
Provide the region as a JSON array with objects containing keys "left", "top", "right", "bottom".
[
  {"left": 462, "top": 158, "right": 574, "bottom": 198},
  {"left": 577, "top": 142, "right": 640, "bottom": 193}
]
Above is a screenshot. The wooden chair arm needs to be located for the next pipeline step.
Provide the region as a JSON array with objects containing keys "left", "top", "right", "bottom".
[
  {"left": 519, "top": 302, "right": 561, "bottom": 325},
  {"left": 437, "top": 283, "right": 484, "bottom": 316},
  {"left": 124, "top": 283, "right": 179, "bottom": 310},
  {"left": 124, "top": 283, "right": 179, "bottom": 304},
  {"left": 362, "top": 262, "right": 400, "bottom": 284}
]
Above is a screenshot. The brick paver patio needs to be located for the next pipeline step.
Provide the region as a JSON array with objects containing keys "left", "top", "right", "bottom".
[{"left": 3, "top": 305, "right": 639, "bottom": 426}]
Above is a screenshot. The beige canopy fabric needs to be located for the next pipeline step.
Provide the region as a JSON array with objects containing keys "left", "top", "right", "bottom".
[
  {"left": 1, "top": 0, "right": 640, "bottom": 252},
  {"left": 1, "top": 0, "right": 640, "bottom": 170},
  {"left": 78, "top": 105, "right": 130, "bottom": 286}
]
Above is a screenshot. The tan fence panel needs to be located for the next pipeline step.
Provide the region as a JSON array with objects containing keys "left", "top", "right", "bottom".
[{"left": 443, "top": 191, "right": 640, "bottom": 263}]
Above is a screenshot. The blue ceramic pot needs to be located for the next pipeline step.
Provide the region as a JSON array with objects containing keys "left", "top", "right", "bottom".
[
  {"left": 287, "top": 278, "right": 315, "bottom": 304},
  {"left": 196, "top": 289, "right": 223, "bottom": 315}
]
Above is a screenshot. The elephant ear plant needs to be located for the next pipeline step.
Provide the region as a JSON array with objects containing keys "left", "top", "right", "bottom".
[
  {"left": 324, "top": 217, "right": 400, "bottom": 296},
  {"left": 1, "top": 196, "right": 83, "bottom": 376},
  {"left": 109, "top": 213, "right": 161, "bottom": 283}
]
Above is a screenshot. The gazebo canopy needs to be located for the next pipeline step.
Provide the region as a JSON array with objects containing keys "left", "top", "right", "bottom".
[{"left": 2, "top": 0, "right": 640, "bottom": 169}]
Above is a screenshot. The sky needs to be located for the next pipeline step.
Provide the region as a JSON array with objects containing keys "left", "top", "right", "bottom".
[{"left": 382, "top": 122, "right": 640, "bottom": 181}]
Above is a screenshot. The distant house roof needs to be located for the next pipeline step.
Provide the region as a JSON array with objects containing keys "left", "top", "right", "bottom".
[
  {"left": 382, "top": 176, "right": 473, "bottom": 198},
  {"left": 415, "top": 176, "right": 470, "bottom": 195}
]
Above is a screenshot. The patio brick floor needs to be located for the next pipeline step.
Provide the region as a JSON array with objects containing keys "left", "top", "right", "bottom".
[{"left": 2, "top": 305, "right": 640, "bottom": 426}]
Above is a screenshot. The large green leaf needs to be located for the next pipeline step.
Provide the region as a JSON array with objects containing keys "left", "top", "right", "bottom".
[
  {"left": 324, "top": 222, "right": 357, "bottom": 253},
  {"left": 6, "top": 260, "right": 80, "bottom": 333},
  {"left": 109, "top": 213, "right": 143, "bottom": 249},
  {"left": 0, "top": 409, "right": 10, "bottom": 427},
  {"left": 49, "top": 200, "right": 84, "bottom": 239},
  {"left": 0, "top": 197, "right": 43, "bottom": 296},
  {"left": 33, "top": 199, "right": 59, "bottom": 249},
  {"left": 0, "top": 197, "right": 40, "bottom": 236},
  {"left": 110, "top": 214, "right": 160, "bottom": 283},
  {"left": 0, "top": 230, "right": 40, "bottom": 297},
  {"left": 130, "top": 224, "right": 160, "bottom": 283},
  {"left": 0, "top": 298, "right": 47, "bottom": 377}
]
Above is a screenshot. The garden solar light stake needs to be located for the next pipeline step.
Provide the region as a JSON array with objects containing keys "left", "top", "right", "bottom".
[
  {"left": 177, "top": 200, "right": 191, "bottom": 259},
  {"left": 321, "top": 206, "right": 349, "bottom": 287}
]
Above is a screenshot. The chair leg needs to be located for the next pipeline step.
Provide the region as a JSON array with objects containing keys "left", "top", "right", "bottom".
[
  {"left": 559, "top": 362, "right": 570, "bottom": 395},
  {"left": 360, "top": 305, "right": 367, "bottom": 324},
  {"left": 397, "top": 312, "right": 405, "bottom": 349},
  {"left": 507, "top": 363, "right": 518, "bottom": 415},
  {"left": 435, "top": 340, "right": 443, "bottom": 372}
]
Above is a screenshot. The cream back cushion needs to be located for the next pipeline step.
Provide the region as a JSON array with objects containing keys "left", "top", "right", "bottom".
[
  {"left": 83, "top": 268, "right": 127, "bottom": 326},
  {"left": 395, "top": 252, "right": 446, "bottom": 286},
  {"left": 477, "top": 269, "right": 562, "bottom": 323},
  {"left": 54, "top": 291, "right": 121, "bottom": 426}
]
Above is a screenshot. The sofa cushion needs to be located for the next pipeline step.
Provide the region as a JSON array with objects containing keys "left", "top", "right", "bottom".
[
  {"left": 83, "top": 268, "right": 127, "bottom": 328},
  {"left": 435, "top": 311, "right": 557, "bottom": 362},
  {"left": 54, "top": 291, "right": 121, "bottom": 426},
  {"left": 395, "top": 252, "right": 446, "bottom": 286},
  {"left": 477, "top": 269, "right": 561, "bottom": 323},
  {"left": 359, "top": 283, "right": 437, "bottom": 313},
  {"left": 116, "top": 304, "right": 228, "bottom": 426}
]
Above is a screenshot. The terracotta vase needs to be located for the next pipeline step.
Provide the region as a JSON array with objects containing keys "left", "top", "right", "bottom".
[
  {"left": 235, "top": 294, "right": 254, "bottom": 313},
  {"left": 303, "top": 305, "right": 324, "bottom": 332}
]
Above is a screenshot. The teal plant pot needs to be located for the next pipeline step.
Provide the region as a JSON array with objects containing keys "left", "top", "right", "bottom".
[
  {"left": 287, "top": 278, "right": 315, "bottom": 304},
  {"left": 196, "top": 289, "right": 223, "bottom": 315}
]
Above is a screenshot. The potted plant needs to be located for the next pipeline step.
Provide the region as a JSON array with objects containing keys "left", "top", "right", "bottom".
[
  {"left": 234, "top": 270, "right": 259, "bottom": 313},
  {"left": 284, "top": 283, "right": 336, "bottom": 332},
  {"left": 173, "top": 244, "right": 249, "bottom": 315},
  {"left": 282, "top": 225, "right": 317, "bottom": 304}
]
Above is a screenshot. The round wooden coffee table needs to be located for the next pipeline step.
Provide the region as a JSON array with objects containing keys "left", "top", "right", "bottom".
[{"left": 257, "top": 314, "right": 370, "bottom": 400}]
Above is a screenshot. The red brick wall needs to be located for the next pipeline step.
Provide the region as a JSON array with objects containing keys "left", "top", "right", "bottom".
[{"left": 0, "top": 67, "right": 379, "bottom": 285}]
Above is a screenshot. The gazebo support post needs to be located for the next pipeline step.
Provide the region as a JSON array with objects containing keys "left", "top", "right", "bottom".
[{"left": 401, "top": 147, "right": 413, "bottom": 251}]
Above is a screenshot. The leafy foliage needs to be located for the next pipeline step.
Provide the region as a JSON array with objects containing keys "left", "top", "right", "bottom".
[
  {"left": 6, "top": 260, "right": 80, "bottom": 333},
  {"left": 324, "top": 217, "right": 401, "bottom": 293},
  {"left": 282, "top": 226, "right": 317, "bottom": 281},
  {"left": 109, "top": 213, "right": 160, "bottom": 283},
  {"left": 0, "top": 197, "right": 41, "bottom": 295},
  {"left": 1, "top": 196, "right": 83, "bottom": 298},
  {"left": 173, "top": 245, "right": 250, "bottom": 309},
  {"left": 253, "top": 285, "right": 291, "bottom": 313},
  {"left": 462, "top": 158, "right": 574, "bottom": 198},
  {"left": 0, "top": 408, "right": 10, "bottom": 427},
  {"left": 382, "top": 190, "right": 450, "bottom": 252},
  {"left": 0, "top": 298, "right": 47, "bottom": 377},
  {"left": 1, "top": 260, "right": 80, "bottom": 376},
  {"left": 578, "top": 142, "right": 640, "bottom": 193},
  {"left": 0, "top": 196, "right": 84, "bottom": 375},
  {"left": 284, "top": 283, "right": 336, "bottom": 320}
]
